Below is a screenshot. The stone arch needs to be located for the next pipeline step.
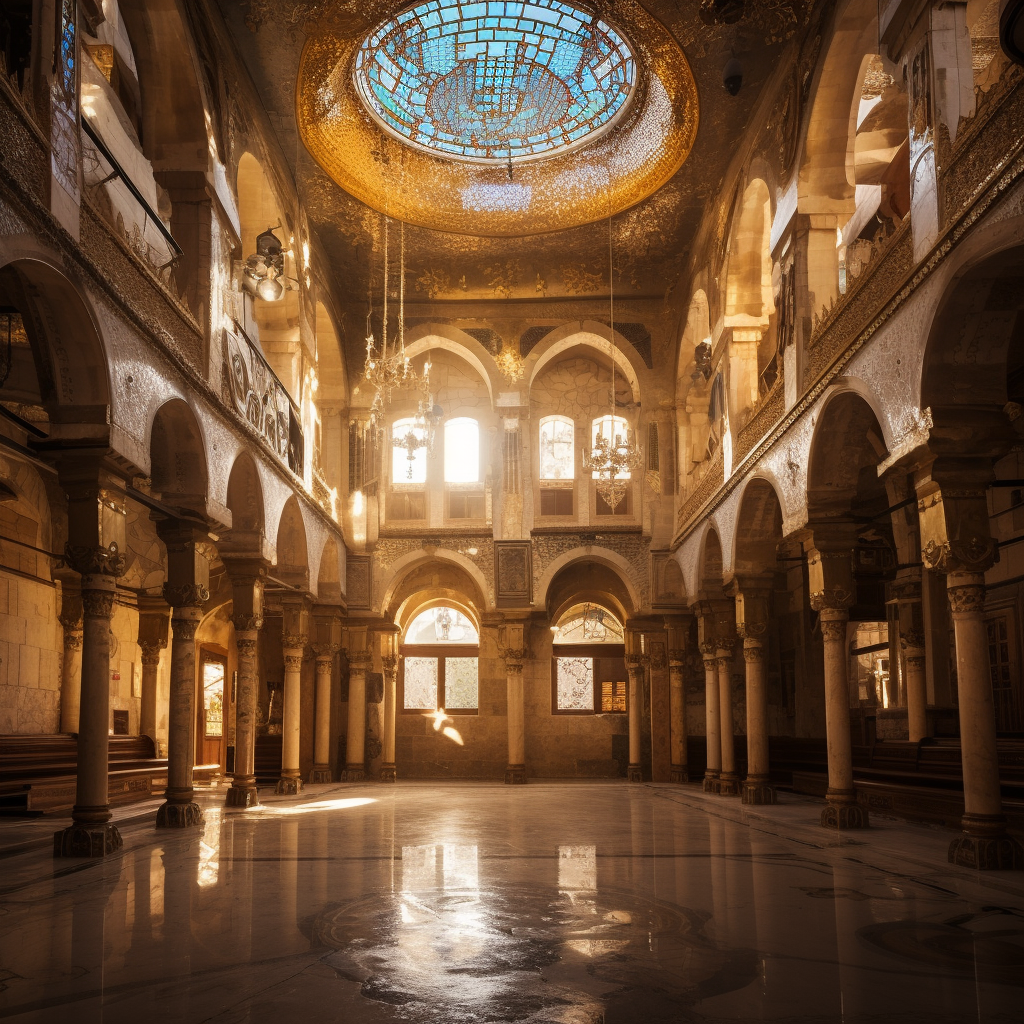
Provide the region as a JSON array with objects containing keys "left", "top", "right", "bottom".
[
  {"left": 535, "top": 548, "right": 641, "bottom": 617},
  {"left": 0, "top": 257, "right": 111, "bottom": 417},
  {"left": 734, "top": 477, "right": 785, "bottom": 576},
  {"left": 402, "top": 327, "right": 497, "bottom": 407},
  {"left": 527, "top": 323, "right": 643, "bottom": 405},
  {"left": 381, "top": 549, "right": 491, "bottom": 617},
  {"left": 395, "top": 594, "right": 482, "bottom": 638},
  {"left": 699, "top": 527, "right": 725, "bottom": 592},
  {"left": 544, "top": 558, "right": 635, "bottom": 626},
  {"left": 677, "top": 287, "right": 711, "bottom": 383},
  {"left": 384, "top": 556, "right": 489, "bottom": 628},
  {"left": 316, "top": 535, "right": 343, "bottom": 606},
  {"left": 274, "top": 495, "right": 309, "bottom": 591},
  {"left": 725, "top": 179, "right": 775, "bottom": 325},
  {"left": 314, "top": 297, "right": 347, "bottom": 401},
  {"left": 223, "top": 451, "right": 265, "bottom": 552},
  {"left": 149, "top": 398, "right": 209, "bottom": 512}
]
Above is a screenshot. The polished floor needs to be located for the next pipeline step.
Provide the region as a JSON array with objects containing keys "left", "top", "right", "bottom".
[{"left": 1, "top": 783, "right": 1023, "bottom": 1023}]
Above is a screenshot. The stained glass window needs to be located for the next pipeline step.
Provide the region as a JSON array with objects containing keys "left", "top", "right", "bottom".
[
  {"left": 404, "top": 657, "right": 439, "bottom": 709},
  {"left": 445, "top": 658, "right": 479, "bottom": 709},
  {"left": 406, "top": 607, "right": 479, "bottom": 644},
  {"left": 353, "top": 0, "right": 636, "bottom": 162},
  {"left": 58, "top": 0, "right": 76, "bottom": 101},
  {"left": 202, "top": 661, "right": 224, "bottom": 737},
  {"left": 556, "top": 656, "right": 594, "bottom": 711},
  {"left": 540, "top": 415, "right": 574, "bottom": 479}
]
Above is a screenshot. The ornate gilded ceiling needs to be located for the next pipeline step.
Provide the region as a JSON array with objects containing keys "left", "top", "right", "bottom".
[{"left": 298, "top": 0, "right": 698, "bottom": 235}]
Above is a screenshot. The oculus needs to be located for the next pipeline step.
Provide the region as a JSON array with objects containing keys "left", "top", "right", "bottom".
[{"left": 353, "top": 0, "right": 637, "bottom": 163}]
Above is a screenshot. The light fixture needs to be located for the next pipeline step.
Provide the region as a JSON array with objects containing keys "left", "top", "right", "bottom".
[
  {"left": 391, "top": 365, "right": 444, "bottom": 478},
  {"left": 244, "top": 227, "right": 286, "bottom": 302},
  {"left": 495, "top": 340, "right": 525, "bottom": 386},
  {"left": 581, "top": 210, "right": 642, "bottom": 511}
]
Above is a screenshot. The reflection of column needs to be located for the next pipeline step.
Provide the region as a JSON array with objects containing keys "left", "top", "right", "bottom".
[
  {"left": 381, "top": 651, "right": 398, "bottom": 782},
  {"left": 310, "top": 645, "right": 338, "bottom": 783},
  {"left": 701, "top": 643, "right": 720, "bottom": 792},
  {"left": 58, "top": 587, "right": 83, "bottom": 733},
  {"left": 627, "top": 657, "right": 644, "bottom": 783},
  {"left": 343, "top": 651, "right": 369, "bottom": 781},
  {"left": 946, "top": 574, "right": 1023, "bottom": 867},
  {"left": 277, "top": 632, "right": 306, "bottom": 795},
  {"left": 498, "top": 621, "right": 527, "bottom": 784},
  {"left": 54, "top": 567, "right": 125, "bottom": 856},
  {"left": 717, "top": 642, "right": 740, "bottom": 796},
  {"left": 668, "top": 648, "right": 688, "bottom": 783},
  {"left": 157, "top": 602, "right": 205, "bottom": 828},
  {"left": 741, "top": 639, "right": 775, "bottom": 804}
]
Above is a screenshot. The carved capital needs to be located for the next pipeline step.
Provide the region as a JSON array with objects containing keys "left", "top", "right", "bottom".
[
  {"left": 918, "top": 488, "right": 998, "bottom": 575},
  {"left": 65, "top": 542, "right": 127, "bottom": 579},
  {"left": 170, "top": 616, "right": 200, "bottom": 642},
  {"left": 81, "top": 588, "right": 115, "bottom": 619},
  {"left": 235, "top": 636, "right": 258, "bottom": 658},
  {"left": 314, "top": 642, "right": 341, "bottom": 662},
  {"left": 900, "top": 630, "right": 926, "bottom": 651},
  {"left": 139, "top": 639, "right": 166, "bottom": 666},
  {"left": 819, "top": 617, "right": 848, "bottom": 643},
  {"left": 348, "top": 650, "right": 373, "bottom": 670},
  {"left": 163, "top": 583, "right": 209, "bottom": 610},
  {"left": 806, "top": 544, "right": 855, "bottom": 612},
  {"left": 742, "top": 640, "right": 765, "bottom": 663},
  {"left": 668, "top": 649, "right": 686, "bottom": 668},
  {"left": 232, "top": 614, "right": 264, "bottom": 633},
  {"left": 947, "top": 573, "right": 986, "bottom": 614},
  {"left": 283, "top": 652, "right": 304, "bottom": 671},
  {"left": 281, "top": 632, "right": 308, "bottom": 653},
  {"left": 380, "top": 653, "right": 398, "bottom": 676},
  {"left": 500, "top": 648, "right": 527, "bottom": 670}
]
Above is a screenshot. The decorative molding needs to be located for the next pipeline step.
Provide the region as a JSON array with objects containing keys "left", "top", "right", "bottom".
[
  {"left": 495, "top": 541, "right": 532, "bottom": 606},
  {"left": 163, "top": 584, "right": 210, "bottom": 610}
]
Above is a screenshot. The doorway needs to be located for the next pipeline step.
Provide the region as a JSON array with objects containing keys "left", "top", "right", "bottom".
[{"left": 198, "top": 648, "right": 227, "bottom": 768}]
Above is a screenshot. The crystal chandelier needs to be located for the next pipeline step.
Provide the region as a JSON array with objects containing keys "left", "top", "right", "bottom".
[
  {"left": 391, "top": 360, "right": 444, "bottom": 478},
  {"left": 582, "top": 212, "right": 642, "bottom": 511},
  {"left": 495, "top": 340, "right": 525, "bottom": 386},
  {"left": 364, "top": 215, "right": 424, "bottom": 427}
]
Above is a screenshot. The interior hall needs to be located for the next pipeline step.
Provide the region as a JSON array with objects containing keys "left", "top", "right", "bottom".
[{"left": 1, "top": 0, "right": 1023, "bottom": 1021}]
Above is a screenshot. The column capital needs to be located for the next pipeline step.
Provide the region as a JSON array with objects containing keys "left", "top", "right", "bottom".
[
  {"left": 818, "top": 607, "right": 849, "bottom": 643},
  {"left": 668, "top": 649, "right": 686, "bottom": 668},
  {"left": 158, "top": 518, "right": 213, "bottom": 610},
  {"left": 282, "top": 631, "right": 309, "bottom": 653},
  {"left": 946, "top": 572, "right": 986, "bottom": 613},
  {"left": 497, "top": 618, "right": 529, "bottom": 667},
  {"left": 314, "top": 642, "right": 341, "bottom": 664},
  {"left": 139, "top": 639, "right": 166, "bottom": 666},
  {"left": 805, "top": 536, "right": 855, "bottom": 612},
  {"left": 917, "top": 479, "right": 998, "bottom": 575},
  {"left": 65, "top": 542, "right": 128, "bottom": 580}
]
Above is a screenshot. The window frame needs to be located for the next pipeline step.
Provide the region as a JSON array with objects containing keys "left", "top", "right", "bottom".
[
  {"left": 550, "top": 643, "right": 627, "bottom": 716},
  {"left": 443, "top": 416, "right": 481, "bottom": 484},
  {"left": 539, "top": 414, "right": 575, "bottom": 481},
  {"left": 399, "top": 645, "right": 481, "bottom": 715}
]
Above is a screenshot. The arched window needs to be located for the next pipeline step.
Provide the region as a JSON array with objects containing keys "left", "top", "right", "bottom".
[
  {"left": 551, "top": 604, "right": 627, "bottom": 714},
  {"left": 591, "top": 415, "right": 631, "bottom": 479},
  {"left": 392, "top": 418, "right": 427, "bottom": 483},
  {"left": 402, "top": 607, "right": 479, "bottom": 714},
  {"left": 444, "top": 417, "right": 479, "bottom": 483},
  {"left": 539, "top": 415, "right": 574, "bottom": 479}
]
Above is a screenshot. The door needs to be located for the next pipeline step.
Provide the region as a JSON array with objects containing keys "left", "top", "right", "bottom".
[{"left": 198, "top": 650, "right": 227, "bottom": 767}]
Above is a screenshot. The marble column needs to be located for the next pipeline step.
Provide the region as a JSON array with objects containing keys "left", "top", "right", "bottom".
[
  {"left": 498, "top": 620, "right": 528, "bottom": 784},
  {"left": 156, "top": 601, "right": 205, "bottom": 828},
  {"left": 946, "top": 573, "right": 1023, "bottom": 867},
  {"left": 310, "top": 645, "right": 339, "bottom": 783},
  {"left": 54, "top": 566, "right": 125, "bottom": 857},
  {"left": 741, "top": 639, "right": 775, "bottom": 804},
  {"left": 343, "top": 651, "right": 370, "bottom": 781},
  {"left": 381, "top": 651, "right": 398, "bottom": 783},
  {"left": 58, "top": 588, "right": 83, "bottom": 734},
  {"left": 894, "top": 572, "right": 928, "bottom": 742},
  {"left": 277, "top": 632, "right": 306, "bottom": 795},
  {"left": 626, "top": 655, "right": 644, "bottom": 783},
  {"left": 138, "top": 599, "right": 170, "bottom": 753},
  {"left": 668, "top": 648, "right": 688, "bottom": 783},
  {"left": 717, "top": 642, "right": 740, "bottom": 796},
  {"left": 700, "top": 643, "right": 721, "bottom": 793}
]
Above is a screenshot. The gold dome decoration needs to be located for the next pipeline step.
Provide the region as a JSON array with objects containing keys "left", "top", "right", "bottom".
[{"left": 296, "top": 0, "right": 699, "bottom": 237}]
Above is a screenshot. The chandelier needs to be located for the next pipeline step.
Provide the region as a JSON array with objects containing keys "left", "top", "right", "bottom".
[
  {"left": 495, "top": 341, "right": 525, "bottom": 386},
  {"left": 243, "top": 227, "right": 286, "bottom": 302},
  {"left": 364, "top": 214, "right": 425, "bottom": 426},
  {"left": 391, "top": 362, "right": 444, "bottom": 478},
  {"left": 581, "top": 211, "right": 642, "bottom": 511}
]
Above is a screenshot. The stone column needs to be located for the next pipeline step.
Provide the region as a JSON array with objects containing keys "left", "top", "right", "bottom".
[
  {"left": 700, "top": 643, "right": 721, "bottom": 792},
  {"left": 807, "top": 536, "right": 867, "bottom": 829},
  {"left": 894, "top": 573, "right": 928, "bottom": 742},
  {"left": 278, "top": 632, "right": 307, "bottom": 795},
  {"left": 918, "top": 464, "right": 1022, "bottom": 867},
  {"left": 58, "top": 586, "right": 83, "bottom": 734},
  {"left": 343, "top": 647, "right": 370, "bottom": 781},
  {"left": 498, "top": 620, "right": 528, "bottom": 784},
  {"left": 381, "top": 648, "right": 398, "bottom": 783},
  {"left": 53, "top": 457, "right": 129, "bottom": 857},
  {"left": 668, "top": 649, "right": 688, "bottom": 783},
  {"left": 310, "top": 644, "right": 339, "bottom": 783},
  {"left": 733, "top": 581, "right": 775, "bottom": 805},
  {"left": 138, "top": 599, "right": 169, "bottom": 752},
  {"left": 223, "top": 564, "right": 266, "bottom": 808},
  {"left": 717, "top": 641, "right": 740, "bottom": 796},
  {"left": 625, "top": 629, "right": 645, "bottom": 782},
  {"left": 156, "top": 520, "right": 212, "bottom": 829},
  {"left": 365, "top": 666, "right": 385, "bottom": 780}
]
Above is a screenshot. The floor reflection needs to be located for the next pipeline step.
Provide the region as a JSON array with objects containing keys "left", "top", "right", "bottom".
[{"left": 0, "top": 783, "right": 1021, "bottom": 1023}]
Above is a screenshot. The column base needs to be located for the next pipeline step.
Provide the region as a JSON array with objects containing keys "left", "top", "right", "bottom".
[
  {"left": 820, "top": 791, "right": 868, "bottom": 829},
  {"left": 53, "top": 822, "right": 122, "bottom": 858},
  {"left": 504, "top": 764, "right": 527, "bottom": 785},
  {"left": 225, "top": 784, "right": 259, "bottom": 808},
  {"left": 717, "top": 772, "right": 741, "bottom": 796},
  {"left": 627, "top": 764, "right": 643, "bottom": 783},
  {"left": 670, "top": 765, "right": 689, "bottom": 784},
  {"left": 275, "top": 775, "right": 303, "bottom": 795},
  {"left": 741, "top": 780, "right": 777, "bottom": 805},
  {"left": 948, "top": 815, "right": 1024, "bottom": 870},
  {"left": 702, "top": 772, "right": 720, "bottom": 794},
  {"left": 341, "top": 766, "right": 366, "bottom": 782},
  {"left": 381, "top": 763, "right": 397, "bottom": 783},
  {"left": 156, "top": 800, "right": 204, "bottom": 828},
  {"left": 309, "top": 766, "right": 333, "bottom": 784}
]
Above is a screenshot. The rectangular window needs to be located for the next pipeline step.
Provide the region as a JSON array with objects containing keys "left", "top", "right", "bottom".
[
  {"left": 539, "top": 415, "right": 574, "bottom": 479},
  {"left": 444, "top": 418, "right": 480, "bottom": 482},
  {"left": 600, "top": 680, "right": 627, "bottom": 713},
  {"left": 552, "top": 649, "right": 627, "bottom": 714},
  {"left": 540, "top": 486, "right": 574, "bottom": 516},
  {"left": 401, "top": 648, "right": 480, "bottom": 713},
  {"left": 448, "top": 490, "right": 485, "bottom": 519},
  {"left": 596, "top": 489, "right": 630, "bottom": 516},
  {"left": 388, "top": 491, "right": 426, "bottom": 520},
  {"left": 556, "top": 656, "right": 594, "bottom": 711}
]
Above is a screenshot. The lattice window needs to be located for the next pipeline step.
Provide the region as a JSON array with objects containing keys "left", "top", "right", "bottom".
[
  {"left": 556, "top": 657, "right": 594, "bottom": 711},
  {"left": 403, "top": 657, "right": 438, "bottom": 710},
  {"left": 540, "top": 415, "right": 574, "bottom": 480}
]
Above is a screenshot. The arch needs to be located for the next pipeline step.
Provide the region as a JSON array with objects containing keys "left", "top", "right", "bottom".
[
  {"left": 398, "top": 597, "right": 482, "bottom": 638},
  {"left": 317, "top": 535, "right": 343, "bottom": 605},
  {"left": 545, "top": 559, "right": 635, "bottom": 627},
  {"left": 678, "top": 287, "right": 711, "bottom": 382},
  {"left": 698, "top": 527, "right": 725, "bottom": 592},
  {"left": 149, "top": 398, "right": 209, "bottom": 510},
  {"left": 383, "top": 554, "right": 489, "bottom": 626},
  {"left": 314, "top": 298, "right": 347, "bottom": 400},
  {"left": 725, "top": 179, "right": 774, "bottom": 325},
  {"left": 275, "top": 495, "right": 309, "bottom": 590},
  {"left": 733, "top": 477, "right": 785, "bottom": 576},
  {"left": 535, "top": 548, "right": 640, "bottom": 620},
  {"left": 402, "top": 328, "right": 496, "bottom": 406},
  {"left": 797, "top": 0, "right": 880, "bottom": 216},
  {"left": 527, "top": 322, "right": 643, "bottom": 404},
  {"left": 223, "top": 451, "right": 265, "bottom": 552},
  {"left": 0, "top": 258, "right": 111, "bottom": 414}
]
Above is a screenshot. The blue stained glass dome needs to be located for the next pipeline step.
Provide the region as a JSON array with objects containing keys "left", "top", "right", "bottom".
[{"left": 353, "top": 0, "right": 637, "bottom": 162}]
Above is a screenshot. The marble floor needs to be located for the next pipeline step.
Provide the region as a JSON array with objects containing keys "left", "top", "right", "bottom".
[{"left": 1, "top": 783, "right": 1023, "bottom": 1023}]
